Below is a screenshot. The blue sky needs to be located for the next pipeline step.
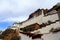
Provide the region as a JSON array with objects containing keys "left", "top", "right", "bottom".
[{"left": 0, "top": 0, "right": 60, "bottom": 30}]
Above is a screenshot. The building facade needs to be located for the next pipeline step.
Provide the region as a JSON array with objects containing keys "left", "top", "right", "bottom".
[{"left": 9, "top": 3, "right": 60, "bottom": 40}]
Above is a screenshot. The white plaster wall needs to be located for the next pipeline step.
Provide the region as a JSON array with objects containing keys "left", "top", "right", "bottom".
[
  {"left": 20, "top": 15, "right": 43, "bottom": 28},
  {"left": 19, "top": 33, "right": 32, "bottom": 40},
  {"left": 32, "top": 38, "right": 42, "bottom": 40},
  {"left": 40, "top": 21, "right": 60, "bottom": 34},
  {"left": 19, "top": 33, "right": 42, "bottom": 40},
  {"left": 42, "top": 32, "right": 60, "bottom": 40},
  {"left": 42, "top": 14, "right": 59, "bottom": 23},
  {"left": 11, "top": 10, "right": 59, "bottom": 29},
  {"left": 31, "top": 21, "right": 60, "bottom": 34},
  {"left": 19, "top": 10, "right": 59, "bottom": 28}
]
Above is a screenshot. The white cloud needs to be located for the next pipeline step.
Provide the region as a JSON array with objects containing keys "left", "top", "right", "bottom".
[{"left": 1, "top": 16, "right": 28, "bottom": 22}]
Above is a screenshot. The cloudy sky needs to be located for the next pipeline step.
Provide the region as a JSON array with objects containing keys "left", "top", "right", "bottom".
[{"left": 0, "top": 0, "right": 60, "bottom": 30}]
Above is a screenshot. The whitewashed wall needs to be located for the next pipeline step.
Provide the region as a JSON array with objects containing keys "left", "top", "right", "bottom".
[
  {"left": 19, "top": 33, "right": 43, "bottom": 40},
  {"left": 32, "top": 38, "right": 42, "bottom": 40},
  {"left": 42, "top": 13, "right": 59, "bottom": 23},
  {"left": 11, "top": 10, "right": 59, "bottom": 29},
  {"left": 42, "top": 32, "right": 60, "bottom": 40},
  {"left": 19, "top": 10, "right": 59, "bottom": 28},
  {"left": 19, "top": 33, "right": 32, "bottom": 40},
  {"left": 20, "top": 15, "right": 43, "bottom": 28},
  {"left": 31, "top": 21, "right": 60, "bottom": 34},
  {"left": 39, "top": 21, "right": 60, "bottom": 34},
  {"left": 19, "top": 31, "right": 60, "bottom": 40}
]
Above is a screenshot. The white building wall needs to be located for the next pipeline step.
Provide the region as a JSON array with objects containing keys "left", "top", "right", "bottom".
[
  {"left": 11, "top": 10, "right": 59, "bottom": 29},
  {"left": 40, "top": 22, "right": 60, "bottom": 34},
  {"left": 32, "top": 38, "right": 42, "bottom": 40},
  {"left": 31, "top": 21, "right": 60, "bottom": 34},
  {"left": 20, "top": 15, "right": 43, "bottom": 28},
  {"left": 19, "top": 10, "right": 59, "bottom": 28},
  {"left": 19, "top": 33, "right": 32, "bottom": 40},
  {"left": 42, "top": 14, "right": 59, "bottom": 23},
  {"left": 42, "top": 32, "right": 60, "bottom": 40}
]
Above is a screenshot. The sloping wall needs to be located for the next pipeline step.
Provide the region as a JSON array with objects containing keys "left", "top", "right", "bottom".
[
  {"left": 42, "top": 32, "right": 60, "bottom": 40},
  {"left": 19, "top": 33, "right": 32, "bottom": 40}
]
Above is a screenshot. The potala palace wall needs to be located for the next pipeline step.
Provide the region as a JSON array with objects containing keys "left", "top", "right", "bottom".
[
  {"left": 10, "top": 3, "right": 60, "bottom": 40},
  {"left": 12, "top": 10, "right": 59, "bottom": 28},
  {"left": 42, "top": 32, "right": 60, "bottom": 40},
  {"left": 12, "top": 10, "right": 60, "bottom": 40}
]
